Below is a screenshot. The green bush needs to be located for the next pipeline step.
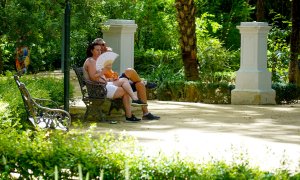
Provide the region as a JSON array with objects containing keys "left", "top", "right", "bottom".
[
  {"left": 154, "top": 81, "right": 300, "bottom": 105},
  {"left": 0, "top": 72, "right": 74, "bottom": 129},
  {"left": 267, "top": 14, "right": 291, "bottom": 83},
  {"left": 134, "top": 49, "right": 183, "bottom": 82},
  {"left": 272, "top": 83, "right": 300, "bottom": 104},
  {"left": 156, "top": 80, "right": 233, "bottom": 104},
  {"left": 0, "top": 127, "right": 299, "bottom": 179}
]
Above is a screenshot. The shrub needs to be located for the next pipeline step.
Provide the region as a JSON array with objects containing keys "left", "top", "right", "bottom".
[
  {"left": 0, "top": 72, "right": 74, "bottom": 129},
  {"left": 272, "top": 83, "right": 300, "bottom": 104},
  {"left": 0, "top": 127, "right": 299, "bottom": 179},
  {"left": 154, "top": 80, "right": 300, "bottom": 105},
  {"left": 155, "top": 80, "right": 233, "bottom": 104},
  {"left": 134, "top": 49, "right": 183, "bottom": 82}
]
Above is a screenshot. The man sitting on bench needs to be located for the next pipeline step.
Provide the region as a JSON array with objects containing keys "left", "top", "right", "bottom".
[{"left": 93, "top": 38, "right": 160, "bottom": 120}]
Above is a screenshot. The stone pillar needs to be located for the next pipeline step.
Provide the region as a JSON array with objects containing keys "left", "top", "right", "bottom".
[
  {"left": 103, "top": 19, "right": 137, "bottom": 74},
  {"left": 231, "top": 22, "right": 276, "bottom": 105}
]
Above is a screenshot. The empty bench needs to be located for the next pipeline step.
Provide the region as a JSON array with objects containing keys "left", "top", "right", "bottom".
[{"left": 14, "top": 74, "right": 71, "bottom": 131}]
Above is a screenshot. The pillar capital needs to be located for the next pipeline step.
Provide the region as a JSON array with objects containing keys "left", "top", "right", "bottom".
[
  {"left": 104, "top": 19, "right": 137, "bottom": 34},
  {"left": 237, "top": 22, "right": 271, "bottom": 34}
]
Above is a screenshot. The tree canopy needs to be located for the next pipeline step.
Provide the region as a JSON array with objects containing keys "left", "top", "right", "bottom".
[{"left": 0, "top": 0, "right": 297, "bottom": 84}]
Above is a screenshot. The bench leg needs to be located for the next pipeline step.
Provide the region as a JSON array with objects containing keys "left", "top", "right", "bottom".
[
  {"left": 83, "top": 107, "right": 90, "bottom": 121},
  {"left": 108, "top": 98, "right": 124, "bottom": 115},
  {"left": 84, "top": 106, "right": 106, "bottom": 121},
  {"left": 83, "top": 100, "right": 106, "bottom": 121}
]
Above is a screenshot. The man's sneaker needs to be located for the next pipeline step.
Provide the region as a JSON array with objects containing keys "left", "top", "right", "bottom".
[
  {"left": 142, "top": 113, "right": 160, "bottom": 120},
  {"left": 132, "top": 99, "right": 147, "bottom": 106},
  {"left": 125, "top": 114, "right": 141, "bottom": 122},
  {"left": 145, "top": 82, "right": 157, "bottom": 89}
]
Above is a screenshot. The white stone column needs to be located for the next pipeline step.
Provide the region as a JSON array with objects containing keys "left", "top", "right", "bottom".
[
  {"left": 231, "top": 22, "right": 276, "bottom": 105},
  {"left": 103, "top": 19, "right": 137, "bottom": 74}
]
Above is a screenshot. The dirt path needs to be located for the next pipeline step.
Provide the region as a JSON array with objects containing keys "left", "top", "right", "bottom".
[
  {"left": 70, "top": 98, "right": 300, "bottom": 173},
  {"left": 68, "top": 69, "right": 300, "bottom": 172}
]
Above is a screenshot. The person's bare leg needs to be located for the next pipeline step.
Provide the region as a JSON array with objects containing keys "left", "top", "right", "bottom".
[
  {"left": 124, "top": 68, "right": 142, "bottom": 83},
  {"left": 113, "top": 87, "right": 132, "bottom": 117},
  {"left": 122, "top": 93, "right": 132, "bottom": 118},
  {"left": 112, "top": 87, "right": 125, "bottom": 99},
  {"left": 135, "top": 82, "right": 160, "bottom": 120},
  {"left": 113, "top": 78, "right": 138, "bottom": 100},
  {"left": 135, "top": 82, "right": 149, "bottom": 114}
]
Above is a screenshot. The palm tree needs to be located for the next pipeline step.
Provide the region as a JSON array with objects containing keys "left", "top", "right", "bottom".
[
  {"left": 288, "top": 0, "right": 300, "bottom": 85},
  {"left": 175, "top": 0, "right": 199, "bottom": 81},
  {"left": 256, "top": 0, "right": 265, "bottom": 21}
]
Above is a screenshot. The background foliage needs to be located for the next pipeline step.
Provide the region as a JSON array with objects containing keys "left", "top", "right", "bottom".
[
  {"left": 0, "top": 74, "right": 73, "bottom": 129},
  {"left": 1, "top": 127, "right": 299, "bottom": 179},
  {"left": 0, "top": 0, "right": 293, "bottom": 86},
  {"left": 0, "top": 1, "right": 299, "bottom": 177},
  {"left": 0, "top": 0, "right": 297, "bottom": 103}
]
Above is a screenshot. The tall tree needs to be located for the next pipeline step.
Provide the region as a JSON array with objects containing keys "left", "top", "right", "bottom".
[
  {"left": 288, "top": 0, "right": 300, "bottom": 85},
  {"left": 0, "top": 0, "right": 6, "bottom": 74},
  {"left": 175, "top": 0, "right": 199, "bottom": 81},
  {"left": 256, "top": 0, "right": 265, "bottom": 21}
]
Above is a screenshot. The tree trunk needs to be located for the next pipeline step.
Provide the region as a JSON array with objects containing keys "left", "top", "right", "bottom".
[
  {"left": 288, "top": 0, "right": 300, "bottom": 85},
  {"left": 0, "top": 49, "right": 3, "bottom": 74},
  {"left": 175, "top": 0, "right": 199, "bottom": 81},
  {"left": 256, "top": 0, "right": 265, "bottom": 21}
]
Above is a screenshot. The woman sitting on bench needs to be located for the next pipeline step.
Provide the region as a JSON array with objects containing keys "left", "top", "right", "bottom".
[
  {"left": 93, "top": 38, "right": 160, "bottom": 120},
  {"left": 83, "top": 42, "right": 144, "bottom": 122}
]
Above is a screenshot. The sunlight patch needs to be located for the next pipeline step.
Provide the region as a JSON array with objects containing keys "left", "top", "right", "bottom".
[{"left": 0, "top": 101, "right": 9, "bottom": 113}]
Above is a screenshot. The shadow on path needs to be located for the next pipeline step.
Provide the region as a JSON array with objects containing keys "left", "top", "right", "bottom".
[{"left": 70, "top": 100, "right": 300, "bottom": 172}]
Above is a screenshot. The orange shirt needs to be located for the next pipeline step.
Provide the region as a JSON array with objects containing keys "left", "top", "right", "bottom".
[{"left": 104, "top": 70, "right": 119, "bottom": 80}]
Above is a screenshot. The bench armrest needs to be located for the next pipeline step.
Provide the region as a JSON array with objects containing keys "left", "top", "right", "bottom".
[
  {"left": 29, "top": 98, "right": 71, "bottom": 130},
  {"left": 33, "top": 98, "right": 60, "bottom": 108}
]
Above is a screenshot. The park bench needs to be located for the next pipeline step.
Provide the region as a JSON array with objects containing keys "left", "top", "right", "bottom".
[
  {"left": 14, "top": 74, "right": 71, "bottom": 131},
  {"left": 72, "top": 66, "right": 123, "bottom": 122}
]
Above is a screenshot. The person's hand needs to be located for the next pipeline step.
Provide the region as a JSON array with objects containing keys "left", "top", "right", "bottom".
[
  {"left": 99, "top": 76, "right": 107, "bottom": 84},
  {"left": 97, "top": 69, "right": 105, "bottom": 76},
  {"left": 113, "top": 77, "right": 119, "bottom": 81},
  {"left": 106, "top": 47, "right": 113, "bottom": 52}
]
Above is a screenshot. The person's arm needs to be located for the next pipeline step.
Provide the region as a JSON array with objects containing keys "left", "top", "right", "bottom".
[
  {"left": 97, "top": 70, "right": 107, "bottom": 83},
  {"left": 112, "top": 71, "right": 119, "bottom": 81},
  {"left": 86, "top": 59, "right": 106, "bottom": 83}
]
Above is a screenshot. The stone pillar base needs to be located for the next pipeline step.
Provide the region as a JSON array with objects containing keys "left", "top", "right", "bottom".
[{"left": 231, "top": 89, "right": 276, "bottom": 105}]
